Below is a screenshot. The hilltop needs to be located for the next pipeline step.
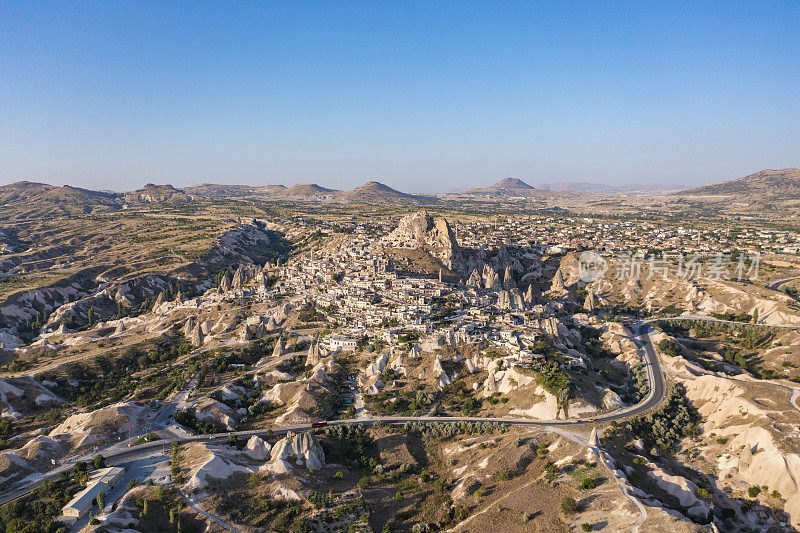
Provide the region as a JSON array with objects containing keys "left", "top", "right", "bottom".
[
  {"left": 461, "top": 178, "right": 574, "bottom": 198},
  {"left": 675, "top": 168, "right": 800, "bottom": 198},
  {"left": 276, "top": 183, "right": 338, "bottom": 200},
  {"left": 125, "top": 183, "right": 196, "bottom": 203},
  {"left": 489, "top": 178, "right": 536, "bottom": 191},
  {"left": 337, "top": 181, "right": 428, "bottom": 204},
  {"left": 0, "top": 181, "right": 121, "bottom": 218}
]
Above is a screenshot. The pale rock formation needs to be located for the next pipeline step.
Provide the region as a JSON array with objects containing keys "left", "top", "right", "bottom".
[
  {"left": 364, "top": 377, "right": 385, "bottom": 395},
  {"left": 432, "top": 358, "right": 452, "bottom": 388},
  {"left": 262, "top": 431, "right": 325, "bottom": 473},
  {"left": 182, "top": 316, "right": 196, "bottom": 337},
  {"left": 645, "top": 462, "right": 710, "bottom": 519},
  {"left": 524, "top": 284, "right": 534, "bottom": 305},
  {"left": 200, "top": 320, "right": 214, "bottom": 335},
  {"left": 464, "top": 357, "right": 476, "bottom": 373},
  {"left": 272, "top": 336, "right": 285, "bottom": 358},
  {"left": 502, "top": 265, "right": 516, "bottom": 289},
  {"left": 244, "top": 436, "right": 272, "bottom": 461},
  {"left": 218, "top": 273, "right": 231, "bottom": 293},
  {"left": 185, "top": 443, "right": 253, "bottom": 490},
  {"left": 483, "top": 265, "right": 500, "bottom": 289},
  {"left": 189, "top": 322, "right": 203, "bottom": 347},
  {"left": 602, "top": 389, "right": 622, "bottom": 409},
  {"left": 484, "top": 371, "right": 498, "bottom": 394},
  {"left": 497, "top": 288, "right": 525, "bottom": 310},
  {"left": 550, "top": 269, "right": 566, "bottom": 293},
  {"left": 366, "top": 352, "right": 389, "bottom": 376},
  {"left": 152, "top": 292, "right": 164, "bottom": 313},
  {"left": 584, "top": 291, "right": 596, "bottom": 312},
  {"left": 305, "top": 341, "right": 321, "bottom": 367},
  {"left": 588, "top": 427, "right": 598, "bottom": 447},
  {"left": 383, "top": 211, "right": 462, "bottom": 270},
  {"left": 388, "top": 353, "right": 407, "bottom": 375}
]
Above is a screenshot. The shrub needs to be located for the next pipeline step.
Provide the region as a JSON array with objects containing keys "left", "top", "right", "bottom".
[
  {"left": 580, "top": 476, "right": 599, "bottom": 490},
  {"left": 581, "top": 524, "right": 593, "bottom": 532},
  {"left": 497, "top": 469, "right": 510, "bottom": 481},
  {"left": 748, "top": 486, "right": 761, "bottom": 498},
  {"left": 561, "top": 496, "right": 578, "bottom": 515}
]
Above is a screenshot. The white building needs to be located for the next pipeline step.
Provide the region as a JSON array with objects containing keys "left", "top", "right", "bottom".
[{"left": 62, "top": 467, "right": 125, "bottom": 518}]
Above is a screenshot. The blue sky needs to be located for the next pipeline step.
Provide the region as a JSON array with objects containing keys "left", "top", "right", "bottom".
[{"left": 1, "top": 1, "right": 798, "bottom": 192}]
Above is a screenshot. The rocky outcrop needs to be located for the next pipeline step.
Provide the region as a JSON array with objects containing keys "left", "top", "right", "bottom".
[
  {"left": 272, "top": 336, "right": 285, "bottom": 358},
  {"left": 305, "top": 341, "right": 321, "bottom": 367},
  {"left": 245, "top": 435, "right": 272, "bottom": 460},
  {"left": 550, "top": 269, "right": 566, "bottom": 293},
  {"left": 584, "top": 291, "right": 596, "bottom": 312},
  {"left": 262, "top": 431, "right": 325, "bottom": 474},
  {"left": 432, "top": 358, "right": 452, "bottom": 388},
  {"left": 502, "top": 265, "right": 516, "bottom": 289},
  {"left": 497, "top": 288, "right": 525, "bottom": 310},
  {"left": 383, "top": 211, "right": 462, "bottom": 270}
]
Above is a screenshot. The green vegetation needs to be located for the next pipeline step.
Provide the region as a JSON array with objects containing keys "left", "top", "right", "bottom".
[
  {"left": 616, "top": 381, "right": 699, "bottom": 452},
  {"left": 532, "top": 361, "right": 572, "bottom": 403},
  {"left": 171, "top": 442, "right": 184, "bottom": 484},
  {"left": 134, "top": 432, "right": 161, "bottom": 445},
  {"left": 657, "top": 338, "right": 681, "bottom": 357},
  {"left": 0, "top": 476, "right": 77, "bottom": 533},
  {"left": 40, "top": 335, "right": 193, "bottom": 410},
  {"left": 174, "top": 408, "right": 225, "bottom": 434},
  {"left": 560, "top": 496, "right": 578, "bottom": 515}
]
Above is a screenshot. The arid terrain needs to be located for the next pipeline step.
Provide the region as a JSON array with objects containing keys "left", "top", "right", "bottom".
[{"left": 1, "top": 170, "right": 800, "bottom": 532}]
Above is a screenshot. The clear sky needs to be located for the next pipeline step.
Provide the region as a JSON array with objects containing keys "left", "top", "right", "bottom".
[{"left": 1, "top": 1, "right": 798, "bottom": 193}]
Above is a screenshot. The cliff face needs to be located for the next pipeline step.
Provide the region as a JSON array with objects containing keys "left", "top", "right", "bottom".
[{"left": 384, "top": 211, "right": 462, "bottom": 270}]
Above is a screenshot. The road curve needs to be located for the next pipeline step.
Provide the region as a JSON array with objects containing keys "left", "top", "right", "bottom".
[{"left": 0, "top": 321, "right": 667, "bottom": 507}]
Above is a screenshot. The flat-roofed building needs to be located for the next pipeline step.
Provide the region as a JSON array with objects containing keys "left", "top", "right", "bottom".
[{"left": 62, "top": 466, "right": 125, "bottom": 518}]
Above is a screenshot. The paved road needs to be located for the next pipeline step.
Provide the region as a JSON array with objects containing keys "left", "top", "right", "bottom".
[
  {"left": 0, "top": 320, "right": 666, "bottom": 509},
  {"left": 766, "top": 276, "right": 800, "bottom": 292},
  {"left": 650, "top": 313, "right": 800, "bottom": 330}
]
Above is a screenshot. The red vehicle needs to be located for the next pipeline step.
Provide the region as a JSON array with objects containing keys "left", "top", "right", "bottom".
[{"left": 311, "top": 421, "right": 328, "bottom": 428}]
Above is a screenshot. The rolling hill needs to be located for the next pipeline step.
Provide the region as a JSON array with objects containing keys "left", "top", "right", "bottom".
[
  {"left": 125, "top": 183, "right": 197, "bottom": 203},
  {"left": 0, "top": 181, "right": 122, "bottom": 218},
  {"left": 675, "top": 169, "right": 800, "bottom": 198},
  {"left": 276, "top": 183, "right": 339, "bottom": 200},
  {"left": 337, "top": 181, "right": 428, "bottom": 204},
  {"left": 461, "top": 178, "right": 574, "bottom": 198}
]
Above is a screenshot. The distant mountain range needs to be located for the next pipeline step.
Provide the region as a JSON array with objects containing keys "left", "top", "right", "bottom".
[
  {"left": 183, "top": 180, "right": 429, "bottom": 204},
  {"left": 2, "top": 169, "right": 798, "bottom": 215}
]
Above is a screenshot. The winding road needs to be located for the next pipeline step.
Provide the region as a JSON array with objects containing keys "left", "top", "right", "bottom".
[{"left": 0, "top": 321, "right": 666, "bottom": 512}]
